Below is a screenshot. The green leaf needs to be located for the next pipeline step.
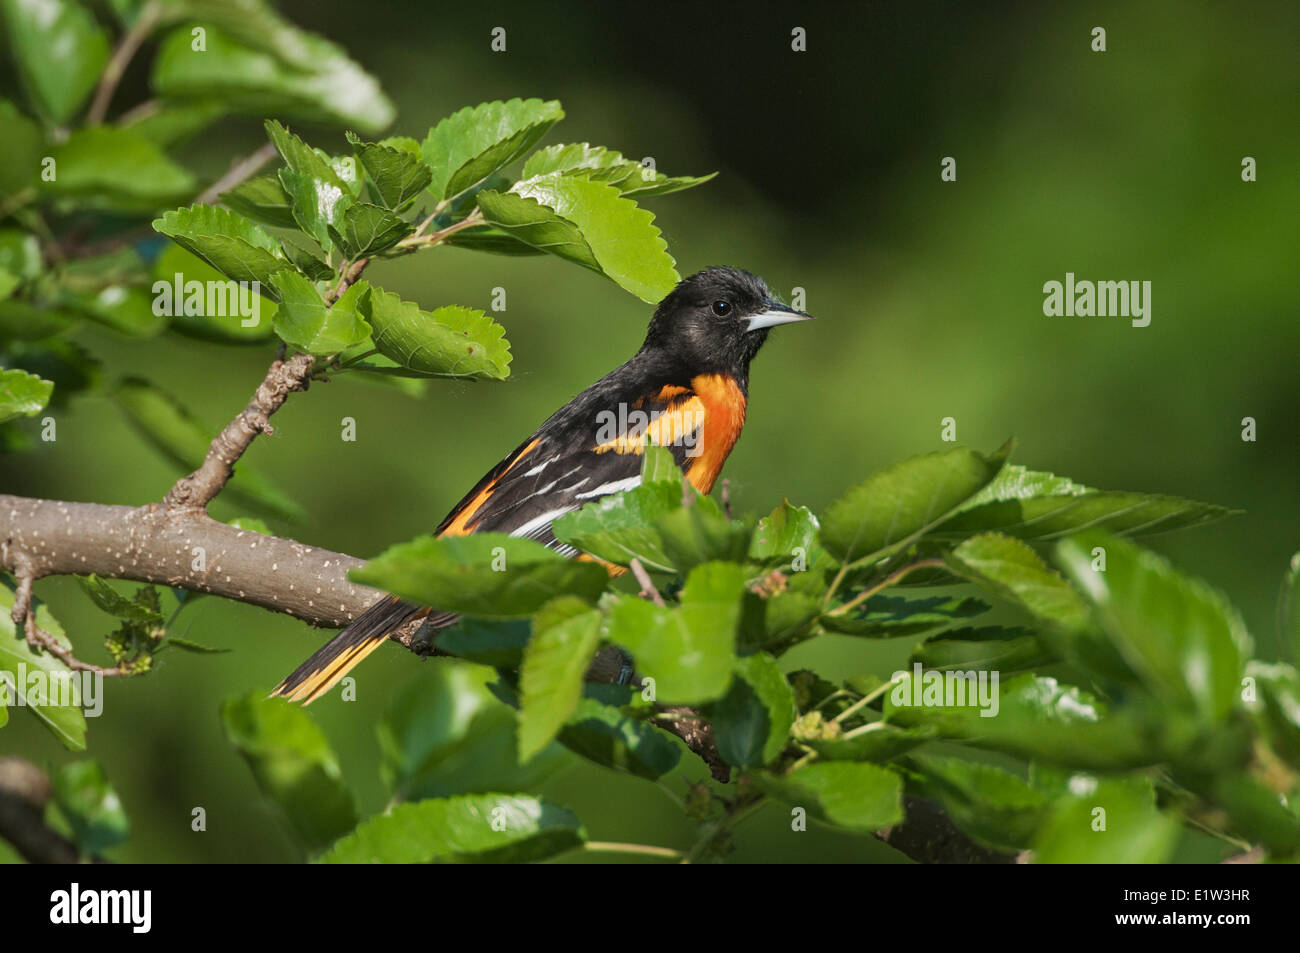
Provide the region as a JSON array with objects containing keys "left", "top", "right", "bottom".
[
  {"left": 804, "top": 724, "right": 936, "bottom": 763},
  {"left": 318, "top": 793, "right": 582, "bottom": 864},
  {"left": 930, "top": 465, "right": 1234, "bottom": 541},
  {"left": 351, "top": 533, "right": 609, "bottom": 618},
  {"left": 328, "top": 202, "right": 412, "bottom": 258},
  {"left": 518, "top": 597, "right": 604, "bottom": 762},
  {"left": 755, "top": 762, "right": 903, "bottom": 831},
  {"left": 1056, "top": 530, "right": 1250, "bottom": 724},
  {"left": 655, "top": 497, "right": 751, "bottom": 573},
  {"left": 51, "top": 761, "right": 129, "bottom": 855},
  {"left": 153, "top": 245, "right": 277, "bottom": 343},
  {"left": 819, "top": 444, "right": 1009, "bottom": 563},
  {"left": 361, "top": 289, "right": 511, "bottom": 380},
  {"left": 265, "top": 120, "right": 354, "bottom": 250},
  {"left": 640, "top": 444, "right": 682, "bottom": 484},
  {"left": 77, "top": 575, "right": 164, "bottom": 624},
  {"left": 521, "top": 143, "right": 716, "bottom": 197},
  {"left": 0, "top": 368, "right": 52, "bottom": 422},
  {"left": 269, "top": 270, "right": 370, "bottom": 355},
  {"left": 151, "top": 23, "right": 394, "bottom": 132},
  {"left": 0, "top": 99, "right": 44, "bottom": 197},
  {"left": 220, "top": 174, "right": 297, "bottom": 229},
  {"left": 422, "top": 98, "right": 564, "bottom": 201},
  {"left": 910, "top": 625, "right": 1055, "bottom": 673},
  {"left": 739, "top": 590, "right": 822, "bottom": 651},
  {"left": 821, "top": 594, "right": 990, "bottom": 637},
  {"left": 0, "top": 582, "right": 87, "bottom": 750},
  {"left": 552, "top": 480, "right": 684, "bottom": 572},
  {"left": 1, "top": 0, "right": 109, "bottom": 124},
  {"left": 479, "top": 173, "right": 679, "bottom": 303},
  {"left": 379, "top": 662, "right": 565, "bottom": 801},
  {"left": 557, "top": 694, "right": 681, "bottom": 779},
  {"left": 46, "top": 127, "right": 196, "bottom": 208},
  {"left": 945, "top": 532, "right": 1091, "bottom": 631},
  {"left": 707, "top": 652, "right": 796, "bottom": 768},
  {"left": 606, "top": 562, "right": 745, "bottom": 704},
  {"left": 221, "top": 693, "right": 358, "bottom": 854},
  {"left": 434, "top": 618, "right": 531, "bottom": 668},
  {"left": 152, "top": 204, "right": 286, "bottom": 289},
  {"left": 1032, "top": 776, "right": 1179, "bottom": 864},
  {"left": 886, "top": 671, "right": 1194, "bottom": 770},
  {"left": 750, "top": 501, "right": 819, "bottom": 560},
  {"left": 906, "top": 752, "right": 1046, "bottom": 851},
  {"left": 346, "top": 132, "right": 432, "bottom": 209},
  {"left": 112, "top": 377, "right": 303, "bottom": 519}
]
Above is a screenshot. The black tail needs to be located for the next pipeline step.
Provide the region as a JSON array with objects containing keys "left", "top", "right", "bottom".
[{"left": 272, "top": 596, "right": 433, "bottom": 704}]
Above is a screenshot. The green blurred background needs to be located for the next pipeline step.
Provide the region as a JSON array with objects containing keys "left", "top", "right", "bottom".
[{"left": 3, "top": 0, "right": 1298, "bottom": 861}]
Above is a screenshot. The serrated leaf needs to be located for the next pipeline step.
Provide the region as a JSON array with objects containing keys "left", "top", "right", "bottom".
[
  {"left": 520, "top": 143, "right": 715, "bottom": 197},
  {"left": 351, "top": 533, "right": 609, "bottom": 618},
  {"left": 269, "top": 270, "right": 370, "bottom": 355},
  {"left": 347, "top": 132, "right": 432, "bottom": 209},
  {"left": 220, "top": 174, "right": 297, "bottom": 229},
  {"left": 819, "top": 444, "right": 1009, "bottom": 563},
  {"left": 930, "top": 465, "right": 1234, "bottom": 541},
  {"left": 551, "top": 479, "right": 684, "bottom": 572},
  {"left": 479, "top": 173, "right": 678, "bottom": 303},
  {"left": 1057, "top": 530, "right": 1250, "bottom": 724},
  {"left": 164, "top": 637, "right": 230, "bottom": 654},
  {"left": 518, "top": 597, "right": 604, "bottom": 762},
  {"left": 606, "top": 562, "right": 745, "bottom": 704},
  {"left": 805, "top": 724, "right": 936, "bottom": 762},
  {"left": 822, "top": 594, "right": 991, "bottom": 637},
  {"left": 945, "top": 533, "right": 1090, "bottom": 631},
  {"left": 750, "top": 501, "right": 819, "bottom": 560},
  {"left": 152, "top": 204, "right": 285, "bottom": 290},
  {"left": 360, "top": 289, "right": 510, "bottom": 380},
  {"left": 328, "top": 202, "right": 412, "bottom": 258},
  {"left": 318, "top": 793, "right": 582, "bottom": 864},
  {"left": 77, "top": 575, "right": 164, "bottom": 624},
  {"left": 0, "top": 582, "right": 87, "bottom": 750},
  {"left": 222, "top": 694, "right": 358, "bottom": 854},
  {"left": 0, "top": 368, "right": 52, "bottom": 422},
  {"left": 422, "top": 98, "right": 564, "bottom": 201}
]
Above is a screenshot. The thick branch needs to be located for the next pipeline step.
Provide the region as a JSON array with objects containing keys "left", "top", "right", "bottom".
[{"left": 1, "top": 495, "right": 379, "bottom": 630}]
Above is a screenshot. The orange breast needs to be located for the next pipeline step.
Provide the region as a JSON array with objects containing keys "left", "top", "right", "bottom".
[{"left": 684, "top": 373, "right": 747, "bottom": 494}]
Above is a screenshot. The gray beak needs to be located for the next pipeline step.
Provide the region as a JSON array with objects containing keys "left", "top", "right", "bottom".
[{"left": 746, "top": 299, "right": 815, "bottom": 333}]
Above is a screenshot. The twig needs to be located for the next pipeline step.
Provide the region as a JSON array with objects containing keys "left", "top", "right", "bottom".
[
  {"left": 395, "top": 208, "right": 484, "bottom": 249},
  {"left": 86, "top": 0, "right": 163, "bottom": 125},
  {"left": 160, "top": 352, "right": 318, "bottom": 512},
  {"left": 583, "top": 841, "right": 682, "bottom": 860},
  {"left": 10, "top": 566, "right": 127, "bottom": 676},
  {"left": 629, "top": 558, "right": 665, "bottom": 607}
]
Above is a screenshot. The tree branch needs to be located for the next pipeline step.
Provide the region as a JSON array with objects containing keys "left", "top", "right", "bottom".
[{"left": 0, "top": 758, "right": 99, "bottom": 864}]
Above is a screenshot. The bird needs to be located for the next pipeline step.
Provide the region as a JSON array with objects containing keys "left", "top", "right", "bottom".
[{"left": 272, "top": 266, "right": 814, "bottom": 703}]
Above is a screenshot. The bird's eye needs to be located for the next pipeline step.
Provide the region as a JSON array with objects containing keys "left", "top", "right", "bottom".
[{"left": 711, "top": 300, "right": 732, "bottom": 317}]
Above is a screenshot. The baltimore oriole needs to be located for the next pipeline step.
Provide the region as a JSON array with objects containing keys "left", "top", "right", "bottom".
[{"left": 273, "top": 266, "right": 813, "bottom": 703}]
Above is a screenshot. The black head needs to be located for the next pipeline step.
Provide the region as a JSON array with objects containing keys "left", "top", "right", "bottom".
[{"left": 639, "top": 266, "right": 813, "bottom": 387}]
